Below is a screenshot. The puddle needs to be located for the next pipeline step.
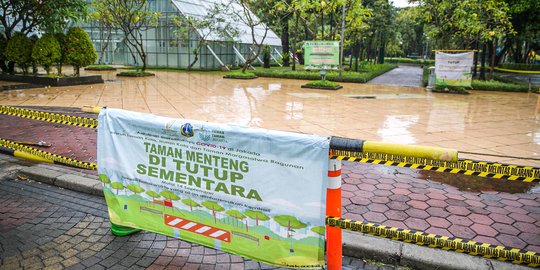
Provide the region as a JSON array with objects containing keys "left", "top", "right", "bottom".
[
  {"left": 367, "top": 164, "right": 538, "bottom": 194},
  {"left": 344, "top": 94, "right": 431, "bottom": 100},
  {"left": 419, "top": 170, "right": 539, "bottom": 194},
  {"left": 288, "top": 93, "right": 328, "bottom": 98}
]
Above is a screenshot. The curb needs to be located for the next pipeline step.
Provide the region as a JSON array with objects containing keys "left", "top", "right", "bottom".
[{"left": 2, "top": 156, "right": 535, "bottom": 270}]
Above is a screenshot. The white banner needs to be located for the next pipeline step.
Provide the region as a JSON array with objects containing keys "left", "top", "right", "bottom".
[
  {"left": 435, "top": 52, "right": 474, "bottom": 87},
  {"left": 97, "top": 108, "right": 329, "bottom": 269}
]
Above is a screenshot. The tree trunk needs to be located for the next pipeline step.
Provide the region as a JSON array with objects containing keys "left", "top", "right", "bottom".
[
  {"left": 292, "top": 12, "right": 299, "bottom": 71},
  {"left": 281, "top": 6, "right": 290, "bottom": 67},
  {"left": 480, "top": 42, "right": 486, "bottom": 81}
]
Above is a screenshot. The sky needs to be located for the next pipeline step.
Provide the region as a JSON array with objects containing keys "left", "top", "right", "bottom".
[{"left": 392, "top": 0, "right": 416, "bottom": 8}]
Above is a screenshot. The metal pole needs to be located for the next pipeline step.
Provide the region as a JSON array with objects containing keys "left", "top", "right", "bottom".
[{"left": 339, "top": 4, "right": 346, "bottom": 78}]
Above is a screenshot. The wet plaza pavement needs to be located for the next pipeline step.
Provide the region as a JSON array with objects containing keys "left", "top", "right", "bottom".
[
  {"left": 0, "top": 70, "right": 539, "bottom": 265},
  {"left": 1, "top": 69, "right": 538, "bottom": 166}
]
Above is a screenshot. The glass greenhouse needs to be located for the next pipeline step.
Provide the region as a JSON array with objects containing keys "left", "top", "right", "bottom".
[{"left": 82, "top": 0, "right": 283, "bottom": 69}]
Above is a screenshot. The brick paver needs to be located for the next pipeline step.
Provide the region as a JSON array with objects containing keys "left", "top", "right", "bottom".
[
  {"left": 0, "top": 175, "right": 401, "bottom": 270},
  {"left": 1, "top": 106, "right": 539, "bottom": 256}
]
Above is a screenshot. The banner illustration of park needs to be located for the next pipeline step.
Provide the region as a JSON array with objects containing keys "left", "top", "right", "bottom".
[{"left": 97, "top": 108, "right": 330, "bottom": 269}]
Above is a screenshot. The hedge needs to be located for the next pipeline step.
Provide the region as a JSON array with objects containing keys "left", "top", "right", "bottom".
[
  {"left": 253, "top": 64, "right": 397, "bottom": 83},
  {"left": 498, "top": 63, "right": 540, "bottom": 71},
  {"left": 385, "top": 57, "right": 435, "bottom": 65}
]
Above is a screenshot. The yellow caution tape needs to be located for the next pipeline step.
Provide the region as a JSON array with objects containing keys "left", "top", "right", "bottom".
[
  {"left": 494, "top": 67, "right": 540, "bottom": 74},
  {"left": 362, "top": 141, "right": 458, "bottom": 162},
  {"left": 0, "top": 105, "right": 97, "bottom": 128},
  {"left": 0, "top": 138, "right": 97, "bottom": 170},
  {"left": 326, "top": 217, "right": 540, "bottom": 266},
  {"left": 331, "top": 150, "right": 540, "bottom": 183}
]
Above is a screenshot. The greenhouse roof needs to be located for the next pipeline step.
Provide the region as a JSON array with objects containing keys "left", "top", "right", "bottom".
[{"left": 171, "top": 0, "right": 281, "bottom": 47}]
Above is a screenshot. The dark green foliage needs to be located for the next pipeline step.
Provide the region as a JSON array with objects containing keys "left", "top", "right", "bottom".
[
  {"left": 498, "top": 63, "right": 540, "bottom": 71},
  {"left": 224, "top": 71, "right": 257, "bottom": 78},
  {"left": 304, "top": 80, "right": 340, "bottom": 88},
  {"left": 32, "top": 34, "right": 61, "bottom": 74},
  {"left": 5, "top": 33, "right": 33, "bottom": 74},
  {"left": 54, "top": 33, "right": 68, "bottom": 75},
  {"left": 262, "top": 45, "right": 271, "bottom": 68},
  {"left": 66, "top": 27, "right": 97, "bottom": 76},
  {"left": 471, "top": 80, "right": 530, "bottom": 92},
  {"left": 116, "top": 70, "right": 154, "bottom": 77},
  {"left": 253, "top": 64, "right": 397, "bottom": 83},
  {"left": 385, "top": 57, "right": 435, "bottom": 65}
]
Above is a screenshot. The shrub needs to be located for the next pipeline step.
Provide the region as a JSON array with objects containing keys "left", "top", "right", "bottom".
[
  {"left": 224, "top": 71, "right": 257, "bottom": 78},
  {"left": 498, "top": 63, "right": 540, "bottom": 71},
  {"left": 304, "top": 80, "right": 340, "bottom": 88},
  {"left": 32, "top": 34, "right": 61, "bottom": 74},
  {"left": 253, "top": 64, "right": 396, "bottom": 83},
  {"left": 385, "top": 57, "right": 435, "bottom": 65},
  {"left": 66, "top": 27, "right": 97, "bottom": 76},
  {"left": 54, "top": 33, "right": 68, "bottom": 75},
  {"left": 262, "top": 45, "right": 271, "bottom": 68},
  {"left": 472, "top": 80, "right": 530, "bottom": 92},
  {"left": 5, "top": 32, "right": 33, "bottom": 74}
]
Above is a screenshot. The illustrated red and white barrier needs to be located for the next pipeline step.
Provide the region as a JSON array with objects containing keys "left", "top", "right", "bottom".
[{"left": 164, "top": 214, "right": 231, "bottom": 242}]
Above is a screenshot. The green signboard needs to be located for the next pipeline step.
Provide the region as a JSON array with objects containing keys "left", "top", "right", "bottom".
[{"left": 304, "top": 41, "right": 340, "bottom": 70}]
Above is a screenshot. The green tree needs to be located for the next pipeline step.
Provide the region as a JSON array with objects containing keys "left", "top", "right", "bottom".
[
  {"left": 101, "top": 0, "right": 159, "bottom": 72},
  {"left": 274, "top": 215, "right": 307, "bottom": 253},
  {"left": 0, "top": 0, "right": 86, "bottom": 73},
  {"left": 110, "top": 182, "right": 124, "bottom": 195},
  {"left": 145, "top": 190, "right": 161, "bottom": 208},
  {"left": 90, "top": 0, "right": 115, "bottom": 64},
  {"left": 202, "top": 200, "right": 225, "bottom": 223},
  {"left": 54, "top": 33, "right": 68, "bottom": 75},
  {"left": 226, "top": 210, "right": 246, "bottom": 229},
  {"left": 222, "top": 0, "right": 269, "bottom": 73},
  {"left": 126, "top": 183, "right": 145, "bottom": 195},
  {"left": 98, "top": 174, "right": 111, "bottom": 185},
  {"left": 182, "top": 198, "right": 201, "bottom": 212},
  {"left": 244, "top": 210, "right": 269, "bottom": 226},
  {"left": 172, "top": 3, "right": 236, "bottom": 71},
  {"left": 5, "top": 32, "right": 33, "bottom": 74},
  {"left": 66, "top": 27, "right": 97, "bottom": 76},
  {"left": 310, "top": 226, "right": 325, "bottom": 236},
  {"left": 502, "top": 0, "right": 540, "bottom": 63},
  {"left": 32, "top": 34, "right": 61, "bottom": 74}
]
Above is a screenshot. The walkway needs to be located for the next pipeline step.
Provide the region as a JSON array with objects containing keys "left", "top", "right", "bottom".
[{"left": 368, "top": 65, "right": 423, "bottom": 87}]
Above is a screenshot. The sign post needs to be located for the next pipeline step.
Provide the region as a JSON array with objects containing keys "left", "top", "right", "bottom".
[{"left": 304, "top": 41, "right": 340, "bottom": 70}]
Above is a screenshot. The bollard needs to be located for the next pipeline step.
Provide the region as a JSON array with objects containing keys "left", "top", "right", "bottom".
[{"left": 326, "top": 157, "right": 342, "bottom": 270}]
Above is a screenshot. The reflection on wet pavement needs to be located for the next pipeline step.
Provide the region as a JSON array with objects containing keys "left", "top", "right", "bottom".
[{"left": 0, "top": 70, "right": 539, "bottom": 166}]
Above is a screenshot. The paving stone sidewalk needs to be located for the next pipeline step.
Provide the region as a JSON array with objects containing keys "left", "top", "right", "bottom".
[
  {"left": 0, "top": 174, "right": 405, "bottom": 270},
  {"left": 0, "top": 107, "right": 539, "bottom": 255}
]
